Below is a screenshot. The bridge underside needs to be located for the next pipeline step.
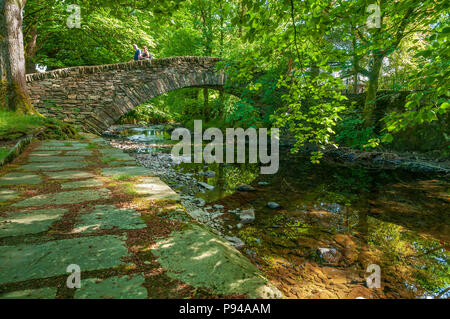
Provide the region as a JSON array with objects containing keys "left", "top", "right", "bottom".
[{"left": 26, "top": 57, "right": 226, "bottom": 134}]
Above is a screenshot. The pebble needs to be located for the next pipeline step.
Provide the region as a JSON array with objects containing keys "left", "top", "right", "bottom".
[
  {"left": 198, "top": 182, "right": 214, "bottom": 190},
  {"left": 267, "top": 202, "right": 281, "bottom": 209}
]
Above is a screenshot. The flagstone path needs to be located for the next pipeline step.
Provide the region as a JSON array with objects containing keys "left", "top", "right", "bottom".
[{"left": 0, "top": 135, "right": 281, "bottom": 299}]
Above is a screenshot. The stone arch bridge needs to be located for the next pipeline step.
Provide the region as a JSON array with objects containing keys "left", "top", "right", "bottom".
[{"left": 26, "top": 57, "right": 227, "bottom": 134}]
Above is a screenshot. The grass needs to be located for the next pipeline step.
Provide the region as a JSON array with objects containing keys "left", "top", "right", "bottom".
[
  {"left": 0, "top": 147, "right": 10, "bottom": 161},
  {"left": 0, "top": 110, "right": 47, "bottom": 139},
  {"left": 113, "top": 174, "right": 134, "bottom": 181},
  {"left": 0, "top": 110, "right": 78, "bottom": 141}
]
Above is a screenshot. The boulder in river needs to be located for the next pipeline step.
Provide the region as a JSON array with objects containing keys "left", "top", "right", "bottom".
[
  {"left": 239, "top": 208, "right": 255, "bottom": 224},
  {"left": 237, "top": 184, "right": 256, "bottom": 192},
  {"left": 225, "top": 236, "right": 245, "bottom": 250}
]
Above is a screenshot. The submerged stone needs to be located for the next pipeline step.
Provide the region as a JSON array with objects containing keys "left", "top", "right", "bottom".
[
  {"left": 61, "top": 179, "right": 103, "bottom": 190},
  {"left": 73, "top": 205, "right": 146, "bottom": 233},
  {"left": 0, "top": 235, "right": 130, "bottom": 285},
  {"left": 0, "top": 208, "right": 67, "bottom": 238},
  {"left": 135, "top": 177, "right": 180, "bottom": 201},
  {"left": 0, "top": 287, "right": 57, "bottom": 299},
  {"left": 101, "top": 167, "right": 152, "bottom": 178},
  {"left": 75, "top": 275, "right": 147, "bottom": 299},
  {"left": 21, "top": 161, "right": 87, "bottom": 171},
  {"left": 12, "top": 189, "right": 111, "bottom": 207},
  {"left": 45, "top": 171, "right": 95, "bottom": 180},
  {"left": 152, "top": 224, "right": 282, "bottom": 299},
  {"left": 0, "top": 172, "right": 42, "bottom": 186}
]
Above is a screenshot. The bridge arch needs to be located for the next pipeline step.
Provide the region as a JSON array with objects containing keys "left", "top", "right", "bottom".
[{"left": 26, "top": 57, "right": 227, "bottom": 134}]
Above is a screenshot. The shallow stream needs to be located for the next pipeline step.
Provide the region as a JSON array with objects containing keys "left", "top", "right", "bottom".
[{"left": 107, "top": 125, "right": 449, "bottom": 299}]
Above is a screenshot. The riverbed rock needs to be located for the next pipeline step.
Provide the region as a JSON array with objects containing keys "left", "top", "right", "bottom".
[
  {"left": 237, "top": 184, "right": 256, "bottom": 192},
  {"left": 200, "top": 171, "right": 216, "bottom": 178},
  {"left": 225, "top": 236, "right": 245, "bottom": 250},
  {"left": 213, "top": 204, "right": 224, "bottom": 210},
  {"left": 239, "top": 209, "right": 255, "bottom": 224},
  {"left": 192, "top": 198, "right": 206, "bottom": 207},
  {"left": 267, "top": 202, "right": 281, "bottom": 209},
  {"left": 198, "top": 182, "right": 214, "bottom": 191},
  {"left": 316, "top": 248, "right": 341, "bottom": 263},
  {"left": 258, "top": 182, "right": 270, "bottom": 186}
]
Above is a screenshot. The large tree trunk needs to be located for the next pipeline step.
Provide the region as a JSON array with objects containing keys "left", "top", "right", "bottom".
[
  {"left": 0, "top": 0, "right": 38, "bottom": 114},
  {"left": 363, "top": 51, "right": 384, "bottom": 127}
]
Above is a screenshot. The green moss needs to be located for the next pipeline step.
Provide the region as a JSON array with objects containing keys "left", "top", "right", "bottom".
[
  {"left": 0, "top": 147, "right": 10, "bottom": 161},
  {"left": 0, "top": 110, "right": 79, "bottom": 142}
]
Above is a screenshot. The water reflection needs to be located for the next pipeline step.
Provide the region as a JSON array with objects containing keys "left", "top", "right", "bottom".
[{"left": 111, "top": 125, "right": 449, "bottom": 299}]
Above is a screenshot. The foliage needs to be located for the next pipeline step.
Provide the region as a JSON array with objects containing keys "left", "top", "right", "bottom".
[
  {"left": 336, "top": 110, "right": 377, "bottom": 150},
  {"left": 119, "top": 103, "right": 174, "bottom": 125},
  {"left": 383, "top": 20, "right": 450, "bottom": 134}
]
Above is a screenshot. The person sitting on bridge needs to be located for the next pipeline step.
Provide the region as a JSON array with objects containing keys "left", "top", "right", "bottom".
[
  {"left": 140, "top": 46, "right": 153, "bottom": 60},
  {"left": 132, "top": 44, "right": 141, "bottom": 62}
]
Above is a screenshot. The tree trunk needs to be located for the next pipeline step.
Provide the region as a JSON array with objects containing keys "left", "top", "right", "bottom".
[
  {"left": 352, "top": 33, "right": 359, "bottom": 94},
  {"left": 0, "top": 0, "right": 38, "bottom": 114},
  {"left": 363, "top": 52, "right": 384, "bottom": 127},
  {"left": 25, "top": 25, "right": 37, "bottom": 74}
]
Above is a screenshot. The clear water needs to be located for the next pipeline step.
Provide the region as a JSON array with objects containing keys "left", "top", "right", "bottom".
[{"left": 112, "top": 125, "right": 450, "bottom": 299}]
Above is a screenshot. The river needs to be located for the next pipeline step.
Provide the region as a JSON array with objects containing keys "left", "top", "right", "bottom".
[{"left": 105, "top": 124, "right": 449, "bottom": 299}]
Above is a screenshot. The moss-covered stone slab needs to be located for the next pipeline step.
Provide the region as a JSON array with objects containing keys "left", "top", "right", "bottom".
[
  {"left": 12, "top": 189, "right": 111, "bottom": 207},
  {"left": 0, "top": 208, "right": 67, "bottom": 238},
  {"left": 65, "top": 150, "right": 93, "bottom": 156},
  {"left": 0, "top": 235, "right": 130, "bottom": 285},
  {"left": 101, "top": 167, "right": 152, "bottom": 178},
  {"left": 21, "top": 161, "right": 87, "bottom": 171},
  {"left": 0, "top": 172, "right": 42, "bottom": 186},
  {"left": 152, "top": 224, "right": 283, "bottom": 299},
  {"left": 28, "top": 156, "right": 85, "bottom": 163},
  {"left": 61, "top": 179, "right": 103, "bottom": 190},
  {"left": 100, "top": 149, "right": 135, "bottom": 161},
  {"left": 0, "top": 287, "right": 57, "bottom": 299},
  {"left": 29, "top": 151, "right": 62, "bottom": 157},
  {"left": 0, "top": 189, "right": 19, "bottom": 201},
  {"left": 135, "top": 177, "right": 180, "bottom": 201},
  {"left": 73, "top": 205, "right": 146, "bottom": 233},
  {"left": 75, "top": 275, "right": 147, "bottom": 299},
  {"left": 108, "top": 161, "right": 137, "bottom": 167},
  {"left": 35, "top": 146, "right": 84, "bottom": 151},
  {"left": 45, "top": 170, "right": 95, "bottom": 180}
]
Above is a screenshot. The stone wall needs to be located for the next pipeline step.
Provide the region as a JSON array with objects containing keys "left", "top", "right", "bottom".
[{"left": 26, "top": 57, "right": 226, "bottom": 134}]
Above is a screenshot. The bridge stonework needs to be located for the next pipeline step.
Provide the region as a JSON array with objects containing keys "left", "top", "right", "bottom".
[{"left": 26, "top": 57, "right": 226, "bottom": 134}]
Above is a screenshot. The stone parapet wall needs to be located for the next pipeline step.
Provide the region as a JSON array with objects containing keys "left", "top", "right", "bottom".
[{"left": 26, "top": 57, "right": 226, "bottom": 134}]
